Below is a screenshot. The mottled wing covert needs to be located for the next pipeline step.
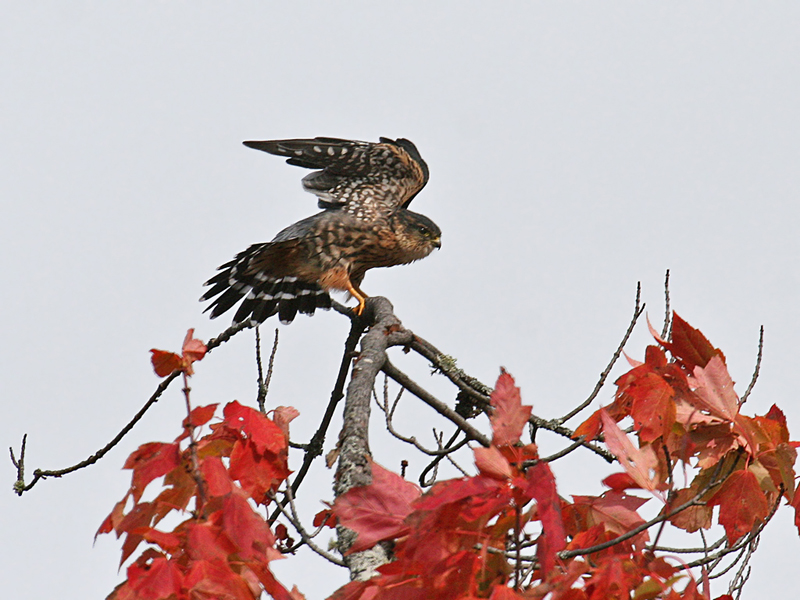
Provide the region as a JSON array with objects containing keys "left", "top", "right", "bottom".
[{"left": 243, "top": 137, "right": 429, "bottom": 215}]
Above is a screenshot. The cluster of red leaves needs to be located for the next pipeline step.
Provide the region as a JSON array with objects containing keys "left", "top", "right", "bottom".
[
  {"left": 574, "top": 314, "right": 798, "bottom": 545},
  {"left": 97, "top": 396, "right": 303, "bottom": 600},
  {"left": 326, "top": 369, "right": 567, "bottom": 600},
  {"left": 319, "top": 314, "right": 797, "bottom": 600}
]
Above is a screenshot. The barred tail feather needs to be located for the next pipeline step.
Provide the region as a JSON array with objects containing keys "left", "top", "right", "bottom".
[{"left": 201, "top": 247, "right": 330, "bottom": 325}]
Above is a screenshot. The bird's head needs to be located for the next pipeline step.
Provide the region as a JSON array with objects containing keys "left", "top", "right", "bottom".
[{"left": 393, "top": 210, "right": 442, "bottom": 262}]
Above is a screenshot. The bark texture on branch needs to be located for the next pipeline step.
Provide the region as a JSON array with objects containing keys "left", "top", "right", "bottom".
[{"left": 334, "top": 297, "right": 412, "bottom": 580}]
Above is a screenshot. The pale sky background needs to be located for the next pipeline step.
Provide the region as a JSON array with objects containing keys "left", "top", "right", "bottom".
[{"left": 2, "top": 3, "right": 800, "bottom": 599}]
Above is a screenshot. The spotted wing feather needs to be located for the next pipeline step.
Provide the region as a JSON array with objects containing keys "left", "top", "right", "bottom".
[{"left": 243, "top": 137, "right": 429, "bottom": 213}]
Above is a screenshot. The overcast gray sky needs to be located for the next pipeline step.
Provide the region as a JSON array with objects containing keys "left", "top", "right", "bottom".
[{"left": 3, "top": 3, "right": 800, "bottom": 598}]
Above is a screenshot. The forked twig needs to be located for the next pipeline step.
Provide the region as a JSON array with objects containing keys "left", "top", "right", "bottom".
[{"left": 10, "top": 319, "right": 251, "bottom": 496}]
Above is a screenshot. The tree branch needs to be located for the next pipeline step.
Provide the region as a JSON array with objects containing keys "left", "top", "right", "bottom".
[
  {"left": 269, "top": 315, "right": 366, "bottom": 522},
  {"left": 381, "top": 360, "right": 491, "bottom": 448},
  {"left": 374, "top": 380, "right": 472, "bottom": 457},
  {"left": 335, "top": 297, "right": 410, "bottom": 580},
  {"left": 11, "top": 370, "right": 181, "bottom": 495},
  {"left": 10, "top": 319, "right": 251, "bottom": 496}
]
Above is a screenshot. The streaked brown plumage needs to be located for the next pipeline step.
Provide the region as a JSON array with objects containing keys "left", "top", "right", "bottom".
[{"left": 201, "top": 137, "right": 441, "bottom": 324}]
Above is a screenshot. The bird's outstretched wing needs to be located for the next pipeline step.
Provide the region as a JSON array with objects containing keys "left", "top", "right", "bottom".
[{"left": 243, "top": 137, "right": 429, "bottom": 217}]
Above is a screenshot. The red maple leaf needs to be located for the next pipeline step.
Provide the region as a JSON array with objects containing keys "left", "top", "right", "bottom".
[
  {"left": 313, "top": 507, "right": 336, "bottom": 528},
  {"left": 600, "top": 411, "right": 664, "bottom": 499},
  {"left": 149, "top": 349, "right": 182, "bottom": 377},
  {"left": 602, "top": 472, "right": 641, "bottom": 492},
  {"left": 570, "top": 492, "right": 649, "bottom": 543},
  {"left": 525, "top": 461, "right": 567, "bottom": 576},
  {"left": 149, "top": 328, "right": 207, "bottom": 377},
  {"left": 123, "top": 442, "right": 181, "bottom": 503},
  {"left": 221, "top": 492, "right": 277, "bottom": 560},
  {"left": 490, "top": 370, "right": 532, "bottom": 446},
  {"left": 183, "top": 403, "right": 218, "bottom": 430},
  {"left": 183, "top": 558, "right": 253, "bottom": 600},
  {"left": 689, "top": 356, "right": 739, "bottom": 423},
  {"left": 584, "top": 556, "right": 643, "bottom": 600},
  {"left": 142, "top": 529, "right": 182, "bottom": 554},
  {"left": 474, "top": 446, "right": 512, "bottom": 480},
  {"left": 573, "top": 408, "right": 604, "bottom": 442},
  {"left": 333, "top": 461, "right": 422, "bottom": 553},
  {"left": 272, "top": 405, "right": 300, "bottom": 438},
  {"left": 629, "top": 372, "right": 676, "bottom": 443},
  {"left": 708, "top": 469, "right": 770, "bottom": 545},
  {"left": 413, "top": 475, "right": 509, "bottom": 522},
  {"left": 229, "top": 438, "right": 289, "bottom": 501},
  {"left": 223, "top": 401, "right": 286, "bottom": 454},
  {"left": 181, "top": 329, "right": 207, "bottom": 363},
  {"left": 651, "top": 312, "right": 724, "bottom": 370},
  {"left": 124, "top": 556, "right": 183, "bottom": 600},
  {"left": 200, "top": 456, "right": 234, "bottom": 497},
  {"left": 667, "top": 487, "right": 713, "bottom": 533}
]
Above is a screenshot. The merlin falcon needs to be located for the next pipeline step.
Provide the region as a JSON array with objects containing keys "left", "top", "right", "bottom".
[{"left": 201, "top": 137, "right": 441, "bottom": 325}]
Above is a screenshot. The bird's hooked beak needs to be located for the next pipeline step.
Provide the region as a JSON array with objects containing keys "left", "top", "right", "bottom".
[{"left": 432, "top": 236, "right": 442, "bottom": 249}]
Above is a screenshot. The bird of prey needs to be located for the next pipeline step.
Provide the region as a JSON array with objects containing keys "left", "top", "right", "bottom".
[{"left": 201, "top": 137, "right": 441, "bottom": 325}]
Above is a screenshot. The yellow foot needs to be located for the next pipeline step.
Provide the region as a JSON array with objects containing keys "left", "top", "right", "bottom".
[
  {"left": 347, "top": 282, "right": 369, "bottom": 316},
  {"left": 354, "top": 299, "right": 366, "bottom": 316}
]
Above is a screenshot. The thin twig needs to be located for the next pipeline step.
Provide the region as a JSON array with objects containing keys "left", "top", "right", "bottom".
[
  {"left": 207, "top": 319, "right": 252, "bottom": 350},
  {"left": 661, "top": 269, "right": 671, "bottom": 340},
  {"left": 740, "top": 326, "right": 764, "bottom": 405},
  {"left": 9, "top": 434, "right": 27, "bottom": 495},
  {"left": 533, "top": 437, "right": 587, "bottom": 464},
  {"left": 256, "top": 328, "right": 280, "bottom": 413},
  {"left": 256, "top": 326, "right": 264, "bottom": 410},
  {"left": 381, "top": 305, "right": 614, "bottom": 462},
  {"left": 728, "top": 537, "right": 757, "bottom": 599},
  {"left": 182, "top": 372, "right": 207, "bottom": 516},
  {"left": 419, "top": 429, "right": 461, "bottom": 487},
  {"left": 270, "top": 316, "right": 366, "bottom": 521},
  {"left": 528, "top": 415, "right": 615, "bottom": 463},
  {"left": 382, "top": 360, "right": 491, "bottom": 447},
  {"left": 649, "top": 444, "right": 674, "bottom": 550},
  {"left": 650, "top": 535, "right": 727, "bottom": 554},
  {"left": 270, "top": 487, "right": 345, "bottom": 567},
  {"left": 560, "top": 461, "right": 734, "bottom": 560},
  {"left": 686, "top": 492, "right": 780, "bottom": 570},
  {"left": 409, "top": 336, "right": 493, "bottom": 405},
  {"left": 10, "top": 319, "right": 252, "bottom": 495},
  {"left": 707, "top": 545, "right": 748, "bottom": 580},
  {"left": 444, "top": 450, "right": 470, "bottom": 477},
  {"left": 558, "top": 282, "right": 643, "bottom": 424},
  {"left": 375, "top": 376, "right": 472, "bottom": 457},
  {"left": 11, "top": 370, "right": 180, "bottom": 495}
]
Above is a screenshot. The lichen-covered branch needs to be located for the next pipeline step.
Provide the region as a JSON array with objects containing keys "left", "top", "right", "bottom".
[{"left": 334, "top": 297, "right": 411, "bottom": 580}]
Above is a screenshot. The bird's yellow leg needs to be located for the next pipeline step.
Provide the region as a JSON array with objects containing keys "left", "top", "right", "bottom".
[{"left": 347, "top": 281, "right": 369, "bottom": 316}]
